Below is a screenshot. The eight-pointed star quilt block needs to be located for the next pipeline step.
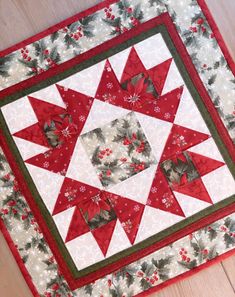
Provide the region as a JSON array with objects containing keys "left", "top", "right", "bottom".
[{"left": 1, "top": 24, "right": 234, "bottom": 289}]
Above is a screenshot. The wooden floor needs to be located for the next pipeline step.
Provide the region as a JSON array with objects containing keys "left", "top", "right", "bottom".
[{"left": 0, "top": 1, "right": 235, "bottom": 296}]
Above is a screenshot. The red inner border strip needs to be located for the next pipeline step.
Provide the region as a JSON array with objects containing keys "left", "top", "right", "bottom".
[{"left": 0, "top": 0, "right": 235, "bottom": 295}]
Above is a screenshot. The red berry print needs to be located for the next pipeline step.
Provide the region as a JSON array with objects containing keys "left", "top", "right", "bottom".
[{"left": 197, "top": 18, "right": 204, "bottom": 25}]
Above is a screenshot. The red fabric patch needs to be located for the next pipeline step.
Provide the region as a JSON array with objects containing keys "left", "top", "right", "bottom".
[
  {"left": 135, "top": 86, "right": 183, "bottom": 122},
  {"left": 25, "top": 138, "right": 77, "bottom": 175},
  {"left": 95, "top": 45, "right": 183, "bottom": 124},
  {"left": 188, "top": 151, "right": 224, "bottom": 176},
  {"left": 173, "top": 178, "right": 212, "bottom": 204},
  {"left": 161, "top": 124, "right": 210, "bottom": 161},
  {"left": 147, "top": 167, "right": 185, "bottom": 217},
  {"left": 15, "top": 85, "right": 94, "bottom": 176},
  {"left": 110, "top": 194, "right": 145, "bottom": 244},
  {"left": 13, "top": 123, "right": 49, "bottom": 148},
  {"left": 92, "top": 220, "right": 117, "bottom": 256},
  {"left": 56, "top": 84, "right": 93, "bottom": 132},
  {"left": 65, "top": 206, "right": 90, "bottom": 242},
  {"left": 28, "top": 96, "right": 66, "bottom": 123},
  {"left": 147, "top": 58, "right": 173, "bottom": 95},
  {"left": 53, "top": 178, "right": 101, "bottom": 215},
  {"left": 95, "top": 60, "right": 127, "bottom": 107},
  {"left": 120, "top": 47, "right": 147, "bottom": 83}
]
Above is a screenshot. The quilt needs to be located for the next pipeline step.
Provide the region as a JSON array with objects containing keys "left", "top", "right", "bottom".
[{"left": 0, "top": 1, "right": 235, "bottom": 297}]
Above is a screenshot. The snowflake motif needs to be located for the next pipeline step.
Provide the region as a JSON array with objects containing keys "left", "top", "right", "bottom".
[
  {"left": 154, "top": 106, "right": 160, "bottom": 113},
  {"left": 79, "top": 186, "right": 86, "bottom": 192},
  {"left": 106, "top": 66, "right": 112, "bottom": 72},
  {"left": 162, "top": 193, "right": 174, "bottom": 208},
  {"left": 102, "top": 93, "right": 116, "bottom": 104},
  {"left": 122, "top": 219, "right": 132, "bottom": 234},
  {"left": 124, "top": 94, "right": 140, "bottom": 105},
  {"left": 57, "top": 144, "right": 63, "bottom": 149},
  {"left": 60, "top": 169, "right": 67, "bottom": 175},
  {"left": 43, "top": 162, "right": 49, "bottom": 168},
  {"left": 108, "top": 195, "right": 118, "bottom": 207},
  {"left": 151, "top": 187, "right": 158, "bottom": 193},
  {"left": 43, "top": 152, "right": 51, "bottom": 158},
  {"left": 164, "top": 112, "right": 171, "bottom": 119},
  {"left": 147, "top": 198, "right": 152, "bottom": 205},
  {"left": 134, "top": 205, "right": 140, "bottom": 212},
  {"left": 91, "top": 194, "right": 101, "bottom": 204},
  {"left": 79, "top": 115, "right": 85, "bottom": 122},
  {"left": 172, "top": 134, "right": 187, "bottom": 148},
  {"left": 107, "top": 82, "right": 113, "bottom": 89},
  {"left": 177, "top": 93, "right": 182, "bottom": 99},
  {"left": 64, "top": 187, "right": 78, "bottom": 202}
]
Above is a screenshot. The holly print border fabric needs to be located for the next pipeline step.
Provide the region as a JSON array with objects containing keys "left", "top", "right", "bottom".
[{"left": 0, "top": 1, "right": 235, "bottom": 297}]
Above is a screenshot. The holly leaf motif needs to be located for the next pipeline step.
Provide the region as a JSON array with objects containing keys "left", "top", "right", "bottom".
[
  {"left": 152, "top": 256, "right": 173, "bottom": 269},
  {"left": 80, "top": 13, "right": 97, "bottom": 26},
  {"left": 207, "top": 228, "right": 218, "bottom": 241},
  {"left": 38, "top": 238, "right": 49, "bottom": 254},
  {"left": 224, "top": 217, "right": 234, "bottom": 229},
  {"left": 152, "top": 256, "right": 173, "bottom": 280},
  {"left": 50, "top": 46, "right": 61, "bottom": 63},
  {"left": 0, "top": 54, "right": 15, "bottom": 77},
  {"left": 91, "top": 147, "right": 102, "bottom": 165},
  {"left": 25, "top": 242, "right": 32, "bottom": 250},
  {"left": 187, "top": 168, "right": 200, "bottom": 182},
  {"left": 175, "top": 159, "right": 188, "bottom": 175},
  {"left": 113, "top": 134, "right": 125, "bottom": 142},
  {"left": 84, "top": 284, "right": 93, "bottom": 295},
  {"left": 122, "top": 119, "right": 131, "bottom": 129},
  {"left": 149, "top": 0, "right": 167, "bottom": 7},
  {"left": 126, "top": 273, "right": 135, "bottom": 287},
  {"left": 103, "top": 17, "right": 121, "bottom": 27},
  {"left": 132, "top": 4, "right": 143, "bottom": 20},
  {"left": 136, "top": 129, "right": 144, "bottom": 140},
  {"left": 68, "top": 21, "right": 80, "bottom": 32},
  {"left": 18, "top": 58, "right": 39, "bottom": 75},
  {"left": 109, "top": 289, "right": 118, "bottom": 297},
  {"left": 140, "top": 278, "right": 152, "bottom": 290},
  {"left": 128, "top": 143, "right": 135, "bottom": 156},
  {"left": 178, "top": 259, "right": 197, "bottom": 269},
  {"left": 208, "top": 74, "right": 217, "bottom": 86},
  {"left": 140, "top": 261, "right": 148, "bottom": 273},
  {"left": 224, "top": 233, "right": 235, "bottom": 248},
  {"left": 93, "top": 128, "right": 105, "bottom": 143},
  {"left": 141, "top": 141, "right": 152, "bottom": 158},
  {"left": 50, "top": 31, "right": 59, "bottom": 42},
  {"left": 22, "top": 255, "right": 29, "bottom": 263},
  {"left": 208, "top": 245, "right": 218, "bottom": 260},
  {"left": 33, "top": 40, "right": 48, "bottom": 63},
  {"left": 64, "top": 34, "right": 80, "bottom": 49},
  {"left": 190, "top": 241, "right": 200, "bottom": 256}
]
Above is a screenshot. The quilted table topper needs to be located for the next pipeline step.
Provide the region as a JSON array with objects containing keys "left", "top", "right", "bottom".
[{"left": 0, "top": 1, "right": 235, "bottom": 297}]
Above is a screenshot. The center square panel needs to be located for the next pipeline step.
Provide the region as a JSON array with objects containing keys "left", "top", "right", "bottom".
[{"left": 80, "top": 111, "right": 157, "bottom": 188}]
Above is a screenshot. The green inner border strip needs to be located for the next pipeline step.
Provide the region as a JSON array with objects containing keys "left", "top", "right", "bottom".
[{"left": 0, "top": 24, "right": 235, "bottom": 279}]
